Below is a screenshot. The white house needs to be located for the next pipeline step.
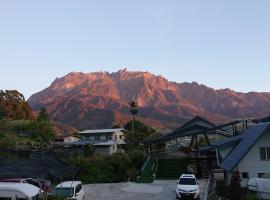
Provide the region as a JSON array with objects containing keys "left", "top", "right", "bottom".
[
  {"left": 76, "top": 128, "right": 126, "bottom": 155},
  {"left": 202, "top": 123, "right": 270, "bottom": 187},
  {"left": 54, "top": 135, "right": 81, "bottom": 143},
  {"left": 78, "top": 128, "right": 126, "bottom": 146}
]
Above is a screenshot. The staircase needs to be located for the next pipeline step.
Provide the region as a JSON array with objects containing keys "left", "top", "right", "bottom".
[{"left": 156, "top": 158, "right": 188, "bottom": 179}]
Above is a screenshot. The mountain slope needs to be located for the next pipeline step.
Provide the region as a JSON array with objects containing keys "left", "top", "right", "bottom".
[{"left": 28, "top": 69, "right": 270, "bottom": 131}]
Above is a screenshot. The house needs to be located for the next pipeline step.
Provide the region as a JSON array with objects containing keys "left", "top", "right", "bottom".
[
  {"left": 78, "top": 128, "right": 126, "bottom": 146},
  {"left": 201, "top": 123, "right": 270, "bottom": 187},
  {"left": 52, "top": 128, "right": 126, "bottom": 155},
  {"left": 54, "top": 134, "right": 81, "bottom": 143}
]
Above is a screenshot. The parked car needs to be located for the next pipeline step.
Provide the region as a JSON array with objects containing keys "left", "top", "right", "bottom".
[
  {"left": 176, "top": 174, "right": 200, "bottom": 200},
  {"left": 0, "top": 182, "right": 43, "bottom": 200},
  {"left": 50, "top": 181, "right": 85, "bottom": 200},
  {"left": 0, "top": 178, "right": 46, "bottom": 192}
]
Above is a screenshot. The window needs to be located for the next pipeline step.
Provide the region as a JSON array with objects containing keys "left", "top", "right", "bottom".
[
  {"left": 75, "top": 184, "right": 82, "bottom": 194},
  {"left": 100, "top": 136, "right": 106, "bottom": 140},
  {"left": 260, "top": 147, "right": 270, "bottom": 160},
  {"left": 95, "top": 136, "right": 100, "bottom": 140},
  {"left": 258, "top": 173, "right": 265, "bottom": 178},
  {"left": 242, "top": 172, "right": 249, "bottom": 179},
  {"left": 114, "top": 135, "right": 117, "bottom": 140},
  {"left": 120, "top": 135, "right": 123, "bottom": 139}
]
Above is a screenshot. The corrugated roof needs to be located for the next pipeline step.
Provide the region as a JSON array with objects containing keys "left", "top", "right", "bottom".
[
  {"left": 57, "top": 140, "right": 118, "bottom": 146},
  {"left": 220, "top": 123, "right": 270, "bottom": 172},
  {"left": 200, "top": 134, "right": 244, "bottom": 152},
  {"left": 78, "top": 128, "right": 124, "bottom": 134},
  {"left": 144, "top": 116, "right": 229, "bottom": 144}
]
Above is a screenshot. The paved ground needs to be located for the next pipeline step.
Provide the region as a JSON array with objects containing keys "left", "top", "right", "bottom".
[{"left": 84, "top": 179, "right": 207, "bottom": 200}]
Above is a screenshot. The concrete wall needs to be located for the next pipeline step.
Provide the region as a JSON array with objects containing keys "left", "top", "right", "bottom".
[
  {"left": 94, "top": 144, "right": 118, "bottom": 155},
  {"left": 236, "top": 131, "right": 270, "bottom": 187}
]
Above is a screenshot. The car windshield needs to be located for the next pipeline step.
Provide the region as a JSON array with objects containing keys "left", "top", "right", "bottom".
[
  {"left": 179, "top": 178, "right": 196, "bottom": 185},
  {"left": 52, "top": 187, "right": 74, "bottom": 197}
]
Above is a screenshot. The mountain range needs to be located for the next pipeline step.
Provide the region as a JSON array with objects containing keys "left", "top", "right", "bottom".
[{"left": 28, "top": 69, "right": 270, "bottom": 132}]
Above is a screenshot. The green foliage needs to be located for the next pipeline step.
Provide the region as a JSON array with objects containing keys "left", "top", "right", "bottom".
[
  {"left": 124, "top": 120, "right": 155, "bottom": 135},
  {"left": 84, "top": 144, "right": 95, "bottom": 157},
  {"left": 129, "top": 100, "right": 139, "bottom": 116},
  {"left": 69, "top": 153, "right": 133, "bottom": 184},
  {"left": 128, "top": 149, "right": 147, "bottom": 169},
  {"left": 37, "top": 108, "right": 50, "bottom": 121},
  {"left": 246, "top": 193, "right": 259, "bottom": 200},
  {"left": 124, "top": 120, "right": 156, "bottom": 151},
  {"left": 0, "top": 90, "right": 33, "bottom": 120},
  {"left": 30, "top": 120, "right": 56, "bottom": 143},
  {"left": 68, "top": 151, "right": 147, "bottom": 184}
]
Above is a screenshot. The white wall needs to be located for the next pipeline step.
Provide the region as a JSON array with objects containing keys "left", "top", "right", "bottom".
[{"left": 236, "top": 131, "right": 270, "bottom": 187}]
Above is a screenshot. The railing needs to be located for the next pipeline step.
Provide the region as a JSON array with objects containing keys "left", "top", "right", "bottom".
[
  {"left": 140, "top": 156, "right": 150, "bottom": 174},
  {"left": 204, "top": 176, "right": 215, "bottom": 200}
]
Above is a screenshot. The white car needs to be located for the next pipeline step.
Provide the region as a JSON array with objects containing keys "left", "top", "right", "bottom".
[
  {"left": 176, "top": 174, "right": 200, "bottom": 200},
  {"left": 0, "top": 182, "right": 42, "bottom": 200},
  {"left": 52, "top": 181, "right": 85, "bottom": 200}
]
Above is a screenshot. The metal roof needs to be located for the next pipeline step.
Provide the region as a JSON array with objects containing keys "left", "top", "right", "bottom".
[
  {"left": 143, "top": 116, "right": 231, "bottom": 144},
  {"left": 78, "top": 128, "right": 124, "bottom": 134},
  {"left": 220, "top": 123, "right": 270, "bottom": 172},
  {"left": 200, "top": 134, "right": 244, "bottom": 152},
  {"left": 57, "top": 140, "right": 118, "bottom": 146}
]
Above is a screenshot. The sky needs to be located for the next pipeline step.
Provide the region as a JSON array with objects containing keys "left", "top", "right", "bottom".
[{"left": 1, "top": 0, "right": 270, "bottom": 99}]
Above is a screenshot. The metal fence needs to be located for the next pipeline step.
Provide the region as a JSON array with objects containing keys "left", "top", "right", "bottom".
[{"left": 204, "top": 176, "right": 215, "bottom": 200}]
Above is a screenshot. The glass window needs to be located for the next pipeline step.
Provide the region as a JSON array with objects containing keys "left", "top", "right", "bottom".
[
  {"left": 242, "top": 172, "right": 249, "bottom": 179},
  {"left": 267, "top": 148, "right": 270, "bottom": 160},
  {"left": 178, "top": 178, "right": 196, "bottom": 185},
  {"left": 260, "top": 148, "right": 267, "bottom": 160},
  {"left": 75, "top": 184, "right": 82, "bottom": 194},
  {"left": 258, "top": 173, "right": 265, "bottom": 178},
  {"left": 120, "top": 135, "right": 123, "bottom": 139}
]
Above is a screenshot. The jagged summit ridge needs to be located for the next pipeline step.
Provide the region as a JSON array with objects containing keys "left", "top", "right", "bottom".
[{"left": 28, "top": 69, "right": 270, "bottom": 130}]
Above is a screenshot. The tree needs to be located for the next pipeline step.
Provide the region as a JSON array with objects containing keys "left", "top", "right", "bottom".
[
  {"left": 124, "top": 120, "right": 156, "bottom": 151},
  {"left": 129, "top": 100, "right": 139, "bottom": 132},
  {"left": 84, "top": 144, "right": 95, "bottom": 157},
  {"left": 30, "top": 120, "right": 56, "bottom": 143},
  {"left": 37, "top": 108, "right": 50, "bottom": 121},
  {"left": 0, "top": 90, "right": 33, "bottom": 120}
]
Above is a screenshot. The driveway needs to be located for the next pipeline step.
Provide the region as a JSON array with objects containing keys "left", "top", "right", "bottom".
[{"left": 84, "top": 179, "right": 207, "bottom": 200}]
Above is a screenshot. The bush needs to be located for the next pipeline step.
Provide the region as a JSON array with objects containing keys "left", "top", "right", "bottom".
[
  {"left": 128, "top": 149, "right": 147, "bottom": 169},
  {"left": 69, "top": 153, "right": 132, "bottom": 184},
  {"left": 84, "top": 144, "right": 95, "bottom": 157}
]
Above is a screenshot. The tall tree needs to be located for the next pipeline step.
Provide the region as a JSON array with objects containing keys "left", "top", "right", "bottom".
[
  {"left": 129, "top": 100, "right": 139, "bottom": 132},
  {"left": 0, "top": 90, "right": 33, "bottom": 120},
  {"left": 37, "top": 108, "right": 50, "bottom": 121}
]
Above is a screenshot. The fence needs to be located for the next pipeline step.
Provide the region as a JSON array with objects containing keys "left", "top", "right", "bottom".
[{"left": 204, "top": 176, "right": 215, "bottom": 200}]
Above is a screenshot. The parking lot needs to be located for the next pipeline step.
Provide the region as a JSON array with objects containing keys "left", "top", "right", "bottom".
[{"left": 84, "top": 179, "right": 207, "bottom": 200}]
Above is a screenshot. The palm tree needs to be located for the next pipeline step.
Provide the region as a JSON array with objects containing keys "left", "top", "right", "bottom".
[{"left": 129, "top": 100, "right": 139, "bottom": 132}]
